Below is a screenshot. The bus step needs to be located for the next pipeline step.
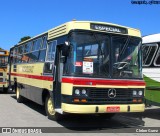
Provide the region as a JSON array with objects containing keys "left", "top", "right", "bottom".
[{"left": 55, "top": 109, "right": 63, "bottom": 114}]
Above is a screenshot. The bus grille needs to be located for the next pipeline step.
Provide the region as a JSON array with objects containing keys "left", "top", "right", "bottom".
[{"left": 88, "top": 88, "right": 133, "bottom": 103}]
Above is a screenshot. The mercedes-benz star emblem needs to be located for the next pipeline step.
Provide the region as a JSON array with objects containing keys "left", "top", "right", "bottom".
[{"left": 108, "top": 89, "right": 116, "bottom": 98}]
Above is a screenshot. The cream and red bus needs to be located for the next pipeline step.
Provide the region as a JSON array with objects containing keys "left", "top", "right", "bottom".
[
  {"left": 0, "top": 50, "right": 9, "bottom": 93},
  {"left": 8, "top": 21, "right": 145, "bottom": 120}
]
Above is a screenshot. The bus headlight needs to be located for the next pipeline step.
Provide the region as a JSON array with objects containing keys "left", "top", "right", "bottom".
[
  {"left": 133, "top": 90, "right": 137, "bottom": 96},
  {"left": 82, "top": 89, "right": 87, "bottom": 95},
  {"left": 138, "top": 91, "right": 143, "bottom": 96},
  {"left": 75, "top": 89, "right": 80, "bottom": 95}
]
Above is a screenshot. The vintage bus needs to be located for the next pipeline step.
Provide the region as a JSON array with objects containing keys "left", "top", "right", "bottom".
[
  {"left": 142, "top": 33, "right": 160, "bottom": 106},
  {"left": 0, "top": 50, "right": 9, "bottom": 93},
  {"left": 9, "top": 21, "right": 145, "bottom": 120}
]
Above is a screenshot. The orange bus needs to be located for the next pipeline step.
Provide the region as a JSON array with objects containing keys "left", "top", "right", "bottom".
[
  {"left": 0, "top": 50, "right": 9, "bottom": 93},
  {"left": 8, "top": 21, "right": 146, "bottom": 120}
]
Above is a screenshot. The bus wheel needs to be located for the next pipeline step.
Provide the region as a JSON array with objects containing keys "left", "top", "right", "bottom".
[
  {"left": 45, "top": 95, "right": 61, "bottom": 121},
  {"left": 16, "top": 87, "right": 24, "bottom": 103}
]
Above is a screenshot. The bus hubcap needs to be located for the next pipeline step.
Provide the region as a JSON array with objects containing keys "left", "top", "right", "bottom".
[{"left": 47, "top": 98, "right": 55, "bottom": 115}]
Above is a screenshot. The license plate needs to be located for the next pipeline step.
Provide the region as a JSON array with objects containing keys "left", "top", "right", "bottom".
[{"left": 106, "top": 106, "right": 120, "bottom": 112}]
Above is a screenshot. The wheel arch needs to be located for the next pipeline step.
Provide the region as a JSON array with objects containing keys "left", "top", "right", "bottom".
[{"left": 42, "top": 89, "right": 52, "bottom": 105}]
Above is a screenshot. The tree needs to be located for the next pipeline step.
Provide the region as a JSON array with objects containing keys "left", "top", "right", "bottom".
[{"left": 19, "top": 36, "right": 31, "bottom": 43}]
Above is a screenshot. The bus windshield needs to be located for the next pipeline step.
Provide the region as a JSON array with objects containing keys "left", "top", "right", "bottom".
[
  {"left": 63, "top": 32, "right": 142, "bottom": 79},
  {"left": 112, "top": 36, "right": 142, "bottom": 79},
  {"left": 0, "top": 56, "right": 8, "bottom": 67}
]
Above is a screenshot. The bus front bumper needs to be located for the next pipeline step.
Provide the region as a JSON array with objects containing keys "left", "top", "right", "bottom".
[{"left": 62, "top": 103, "right": 145, "bottom": 114}]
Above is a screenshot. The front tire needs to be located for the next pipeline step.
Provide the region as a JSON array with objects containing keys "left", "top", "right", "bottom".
[
  {"left": 16, "top": 87, "right": 24, "bottom": 103},
  {"left": 45, "top": 95, "right": 62, "bottom": 121}
]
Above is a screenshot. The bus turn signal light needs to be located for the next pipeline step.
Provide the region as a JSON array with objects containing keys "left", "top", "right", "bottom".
[
  {"left": 73, "top": 99, "right": 80, "bottom": 102},
  {"left": 133, "top": 99, "right": 137, "bottom": 102},
  {"left": 138, "top": 99, "right": 142, "bottom": 103},
  {"left": 81, "top": 99, "right": 87, "bottom": 102}
]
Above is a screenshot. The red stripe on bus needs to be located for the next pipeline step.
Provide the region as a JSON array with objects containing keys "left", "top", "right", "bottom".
[
  {"left": 10, "top": 73, "right": 53, "bottom": 81},
  {"left": 0, "top": 82, "right": 7, "bottom": 84},
  {"left": 62, "top": 77, "right": 146, "bottom": 86}
]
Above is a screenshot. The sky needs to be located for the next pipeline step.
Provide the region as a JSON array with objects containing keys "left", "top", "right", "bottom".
[{"left": 0, "top": 0, "right": 160, "bottom": 50}]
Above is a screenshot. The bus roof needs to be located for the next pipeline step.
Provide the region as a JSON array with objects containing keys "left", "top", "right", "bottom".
[
  {"left": 16, "top": 20, "right": 141, "bottom": 47},
  {"left": 48, "top": 21, "right": 141, "bottom": 40},
  {"left": 142, "top": 33, "right": 160, "bottom": 44}
]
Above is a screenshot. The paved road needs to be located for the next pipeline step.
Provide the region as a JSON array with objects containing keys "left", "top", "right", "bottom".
[{"left": 0, "top": 92, "right": 160, "bottom": 135}]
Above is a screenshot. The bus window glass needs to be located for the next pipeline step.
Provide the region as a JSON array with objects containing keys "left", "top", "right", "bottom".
[
  {"left": 64, "top": 32, "right": 110, "bottom": 77},
  {"left": 142, "top": 44, "right": 158, "bottom": 66},
  {"left": 84, "top": 44, "right": 98, "bottom": 56},
  {"left": 16, "top": 45, "right": 24, "bottom": 63},
  {"left": 24, "top": 42, "right": 31, "bottom": 53},
  {"left": 112, "top": 36, "right": 141, "bottom": 78},
  {"left": 46, "top": 41, "right": 56, "bottom": 62},
  {"left": 13, "top": 48, "right": 18, "bottom": 55},
  {"left": 37, "top": 38, "right": 42, "bottom": 50},
  {"left": 154, "top": 48, "right": 160, "bottom": 65},
  {"left": 28, "top": 51, "right": 39, "bottom": 62},
  {"left": 42, "top": 36, "right": 47, "bottom": 49},
  {"left": 24, "top": 44, "right": 27, "bottom": 53},
  {"left": 31, "top": 40, "right": 38, "bottom": 51},
  {"left": 16, "top": 55, "right": 22, "bottom": 63},
  {"left": 39, "top": 49, "right": 46, "bottom": 62},
  {"left": 13, "top": 48, "right": 17, "bottom": 63},
  {"left": 44, "top": 62, "right": 53, "bottom": 73},
  {"left": 0, "top": 56, "right": 8, "bottom": 66},
  {"left": 77, "top": 47, "right": 82, "bottom": 56},
  {"left": 18, "top": 45, "right": 24, "bottom": 55},
  {"left": 21, "top": 54, "right": 29, "bottom": 63}
]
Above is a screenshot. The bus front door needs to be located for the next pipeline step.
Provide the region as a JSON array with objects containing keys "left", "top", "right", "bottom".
[{"left": 53, "top": 45, "right": 63, "bottom": 109}]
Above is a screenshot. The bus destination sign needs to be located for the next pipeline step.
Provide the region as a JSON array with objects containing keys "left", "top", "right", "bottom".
[{"left": 90, "top": 23, "right": 128, "bottom": 34}]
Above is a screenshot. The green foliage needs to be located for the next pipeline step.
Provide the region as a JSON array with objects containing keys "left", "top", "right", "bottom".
[{"left": 19, "top": 36, "right": 31, "bottom": 43}]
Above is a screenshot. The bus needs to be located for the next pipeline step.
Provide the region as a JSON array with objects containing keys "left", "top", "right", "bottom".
[
  {"left": 8, "top": 21, "right": 145, "bottom": 120},
  {"left": 0, "top": 50, "right": 9, "bottom": 93},
  {"left": 142, "top": 33, "right": 160, "bottom": 107}
]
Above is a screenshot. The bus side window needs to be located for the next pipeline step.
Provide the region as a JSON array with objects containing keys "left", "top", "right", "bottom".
[
  {"left": 142, "top": 44, "right": 158, "bottom": 66},
  {"left": 16, "top": 45, "right": 24, "bottom": 63},
  {"left": 28, "top": 51, "right": 39, "bottom": 63},
  {"left": 44, "top": 62, "right": 53, "bottom": 74},
  {"left": 154, "top": 48, "right": 160, "bottom": 66},
  {"left": 44, "top": 40, "right": 56, "bottom": 74},
  {"left": 46, "top": 41, "right": 56, "bottom": 62},
  {"left": 39, "top": 49, "right": 46, "bottom": 62},
  {"left": 39, "top": 37, "right": 47, "bottom": 62}
]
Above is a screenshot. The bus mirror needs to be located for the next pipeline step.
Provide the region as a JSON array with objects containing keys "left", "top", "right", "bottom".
[{"left": 62, "top": 42, "right": 70, "bottom": 57}]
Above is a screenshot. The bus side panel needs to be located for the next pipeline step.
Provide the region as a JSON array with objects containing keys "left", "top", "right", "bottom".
[
  {"left": 10, "top": 63, "right": 53, "bottom": 105},
  {"left": 18, "top": 83, "right": 43, "bottom": 105}
]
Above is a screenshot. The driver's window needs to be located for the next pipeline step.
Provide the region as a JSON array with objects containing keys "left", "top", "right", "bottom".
[
  {"left": 46, "top": 41, "right": 56, "bottom": 62},
  {"left": 44, "top": 40, "right": 57, "bottom": 74}
]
